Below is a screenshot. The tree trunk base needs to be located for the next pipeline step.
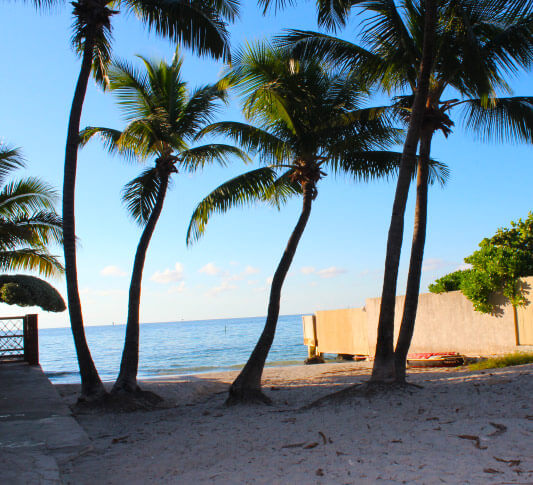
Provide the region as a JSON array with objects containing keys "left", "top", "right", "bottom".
[
  {"left": 77, "top": 382, "right": 108, "bottom": 404},
  {"left": 306, "top": 379, "right": 424, "bottom": 409},
  {"left": 226, "top": 386, "right": 272, "bottom": 406},
  {"left": 74, "top": 387, "right": 163, "bottom": 414}
]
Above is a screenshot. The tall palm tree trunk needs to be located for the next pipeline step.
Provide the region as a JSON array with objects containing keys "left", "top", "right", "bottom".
[
  {"left": 371, "top": 0, "right": 438, "bottom": 382},
  {"left": 394, "top": 129, "right": 432, "bottom": 382},
  {"left": 113, "top": 174, "right": 170, "bottom": 394},
  {"left": 63, "top": 32, "right": 106, "bottom": 400},
  {"left": 227, "top": 181, "right": 315, "bottom": 404}
]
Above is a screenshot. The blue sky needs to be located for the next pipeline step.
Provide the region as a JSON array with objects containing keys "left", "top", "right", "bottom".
[{"left": 0, "top": 2, "right": 531, "bottom": 328}]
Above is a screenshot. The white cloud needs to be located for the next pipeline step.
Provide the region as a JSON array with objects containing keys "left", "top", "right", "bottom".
[
  {"left": 244, "top": 265, "right": 260, "bottom": 275},
  {"left": 266, "top": 276, "right": 273, "bottom": 285},
  {"left": 209, "top": 280, "right": 237, "bottom": 296},
  {"left": 168, "top": 282, "right": 186, "bottom": 294},
  {"left": 247, "top": 279, "right": 259, "bottom": 286},
  {"left": 199, "top": 262, "right": 222, "bottom": 276},
  {"left": 317, "top": 266, "right": 347, "bottom": 279},
  {"left": 301, "top": 266, "right": 316, "bottom": 275},
  {"left": 455, "top": 263, "right": 472, "bottom": 271},
  {"left": 422, "top": 258, "right": 446, "bottom": 272},
  {"left": 151, "top": 263, "right": 184, "bottom": 284},
  {"left": 100, "top": 265, "right": 127, "bottom": 277}
]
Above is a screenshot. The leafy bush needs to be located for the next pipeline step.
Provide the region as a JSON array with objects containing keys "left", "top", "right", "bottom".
[
  {"left": 429, "top": 212, "right": 533, "bottom": 313},
  {"left": 0, "top": 274, "right": 65, "bottom": 312},
  {"left": 428, "top": 269, "right": 470, "bottom": 293}
]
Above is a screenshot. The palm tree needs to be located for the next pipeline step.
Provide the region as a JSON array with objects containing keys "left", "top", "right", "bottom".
[
  {"left": 63, "top": 0, "right": 239, "bottom": 400},
  {"left": 80, "top": 53, "right": 248, "bottom": 395},
  {"left": 278, "top": 0, "right": 533, "bottom": 382},
  {"left": 186, "top": 43, "right": 407, "bottom": 404},
  {"left": 0, "top": 143, "right": 63, "bottom": 277}
]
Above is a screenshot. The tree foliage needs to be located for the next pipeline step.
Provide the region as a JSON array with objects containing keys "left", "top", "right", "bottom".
[
  {"left": 0, "top": 274, "right": 66, "bottom": 312},
  {"left": 429, "top": 212, "right": 533, "bottom": 313},
  {"left": 0, "top": 143, "right": 63, "bottom": 277}
]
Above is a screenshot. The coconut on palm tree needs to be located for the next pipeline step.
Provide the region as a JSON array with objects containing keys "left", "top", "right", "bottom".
[
  {"left": 63, "top": 0, "right": 239, "bottom": 400},
  {"left": 80, "top": 52, "right": 249, "bottom": 396},
  {"left": 0, "top": 143, "right": 63, "bottom": 277},
  {"left": 186, "top": 43, "right": 413, "bottom": 404},
  {"left": 279, "top": 0, "right": 533, "bottom": 382}
]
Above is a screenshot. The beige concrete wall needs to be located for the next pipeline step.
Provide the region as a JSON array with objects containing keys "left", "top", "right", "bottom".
[
  {"left": 307, "top": 276, "right": 533, "bottom": 356},
  {"left": 315, "top": 308, "right": 369, "bottom": 355},
  {"left": 516, "top": 278, "right": 533, "bottom": 345},
  {"left": 365, "top": 290, "right": 517, "bottom": 355}
]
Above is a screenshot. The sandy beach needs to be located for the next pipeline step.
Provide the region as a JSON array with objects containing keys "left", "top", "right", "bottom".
[{"left": 57, "top": 362, "right": 533, "bottom": 484}]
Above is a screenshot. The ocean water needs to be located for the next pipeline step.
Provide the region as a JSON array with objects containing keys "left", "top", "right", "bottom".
[{"left": 39, "top": 315, "right": 308, "bottom": 384}]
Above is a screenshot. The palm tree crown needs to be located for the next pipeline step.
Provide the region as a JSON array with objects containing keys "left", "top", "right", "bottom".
[
  {"left": 280, "top": 0, "right": 533, "bottom": 142},
  {"left": 187, "top": 42, "right": 411, "bottom": 243},
  {"left": 0, "top": 144, "right": 63, "bottom": 278}
]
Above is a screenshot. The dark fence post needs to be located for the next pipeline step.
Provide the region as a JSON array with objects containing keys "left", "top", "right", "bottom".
[{"left": 23, "top": 314, "right": 39, "bottom": 365}]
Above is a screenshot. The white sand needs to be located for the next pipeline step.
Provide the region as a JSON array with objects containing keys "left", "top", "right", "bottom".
[{"left": 58, "top": 362, "right": 533, "bottom": 484}]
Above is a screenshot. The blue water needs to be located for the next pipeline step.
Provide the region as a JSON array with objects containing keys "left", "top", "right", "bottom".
[{"left": 39, "top": 315, "right": 308, "bottom": 384}]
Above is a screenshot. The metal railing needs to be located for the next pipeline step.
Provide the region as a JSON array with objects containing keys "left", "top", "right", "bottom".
[{"left": 0, "top": 314, "right": 38, "bottom": 365}]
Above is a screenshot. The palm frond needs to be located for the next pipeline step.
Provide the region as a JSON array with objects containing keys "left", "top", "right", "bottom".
[
  {"left": 174, "top": 83, "right": 227, "bottom": 139},
  {"left": 186, "top": 167, "right": 278, "bottom": 244},
  {"left": 0, "top": 178, "right": 58, "bottom": 216},
  {"left": 108, "top": 58, "right": 156, "bottom": 121},
  {"left": 122, "top": 167, "right": 162, "bottom": 226},
  {"left": 460, "top": 96, "right": 533, "bottom": 143},
  {"left": 180, "top": 144, "right": 250, "bottom": 171},
  {"left": 427, "top": 159, "right": 450, "bottom": 187},
  {"left": 262, "top": 168, "right": 301, "bottom": 209},
  {"left": 327, "top": 150, "right": 401, "bottom": 182},
  {"left": 275, "top": 30, "right": 385, "bottom": 78},
  {"left": 0, "top": 144, "right": 25, "bottom": 188},
  {"left": 124, "top": 0, "right": 232, "bottom": 61},
  {"left": 0, "top": 249, "right": 64, "bottom": 278},
  {"left": 196, "top": 122, "right": 292, "bottom": 165},
  {"left": 0, "top": 211, "right": 63, "bottom": 248}
]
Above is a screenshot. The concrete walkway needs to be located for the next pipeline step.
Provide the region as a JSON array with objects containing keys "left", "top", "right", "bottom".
[{"left": 0, "top": 362, "right": 90, "bottom": 484}]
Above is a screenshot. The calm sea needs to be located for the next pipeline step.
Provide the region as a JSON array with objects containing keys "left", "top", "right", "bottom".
[{"left": 39, "top": 315, "right": 308, "bottom": 384}]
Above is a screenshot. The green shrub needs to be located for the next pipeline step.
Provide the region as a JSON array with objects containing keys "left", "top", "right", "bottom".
[
  {"left": 428, "top": 269, "right": 470, "bottom": 293},
  {"left": 429, "top": 212, "right": 533, "bottom": 313},
  {"left": 0, "top": 274, "right": 65, "bottom": 312}
]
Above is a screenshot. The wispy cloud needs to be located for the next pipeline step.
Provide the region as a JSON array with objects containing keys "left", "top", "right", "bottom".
[
  {"left": 151, "top": 263, "right": 184, "bottom": 284},
  {"left": 168, "top": 282, "right": 186, "bottom": 294},
  {"left": 100, "top": 265, "right": 127, "bottom": 277},
  {"left": 209, "top": 280, "right": 237, "bottom": 296},
  {"left": 317, "top": 266, "right": 347, "bottom": 279},
  {"left": 422, "top": 258, "right": 447, "bottom": 272},
  {"left": 301, "top": 266, "right": 316, "bottom": 275},
  {"left": 199, "top": 262, "right": 222, "bottom": 276},
  {"left": 244, "top": 265, "right": 260, "bottom": 275}
]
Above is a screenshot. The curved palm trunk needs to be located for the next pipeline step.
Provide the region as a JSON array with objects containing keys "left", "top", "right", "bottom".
[
  {"left": 394, "top": 130, "right": 432, "bottom": 382},
  {"left": 63, "top": 32, "right": 106, "bottom": 400},
  {"left": 113, "top": 174, "right": 170, "bottom": 394},
  {"left": 371, "top": 0, "right": 437, "bottom": 382},
  {"left": 227, "top": 181, "right": 315, "bottom": 404}
]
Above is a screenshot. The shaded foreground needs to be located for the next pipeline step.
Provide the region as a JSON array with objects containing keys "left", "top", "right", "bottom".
[{"left": 58, "top": 362, "right": 533, "bottom": 484}]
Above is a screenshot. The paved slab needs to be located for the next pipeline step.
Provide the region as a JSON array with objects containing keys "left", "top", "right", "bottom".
[{"left": 0, "top": 362, "right": 91, "bottom": 484}]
